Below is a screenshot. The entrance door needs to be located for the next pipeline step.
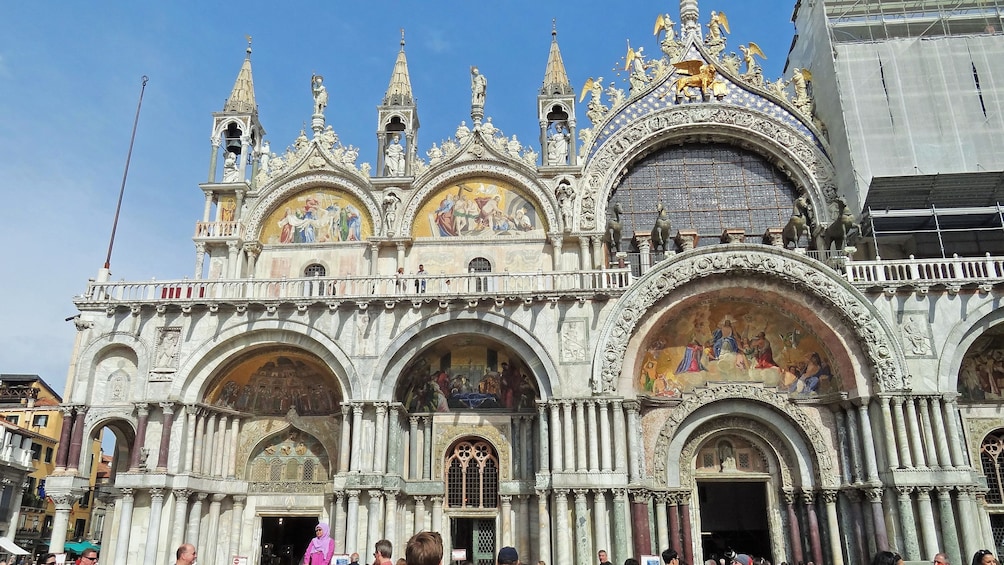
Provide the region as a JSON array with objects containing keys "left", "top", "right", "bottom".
[
  {"left": 450, "top": 517, "right": 496, "bottom": 565},
  {"left": 261, "top": 516, "right": 319, "bottom": 565},
  {"left": 697, "top": 481, "right": 772, "bottom": 563}
]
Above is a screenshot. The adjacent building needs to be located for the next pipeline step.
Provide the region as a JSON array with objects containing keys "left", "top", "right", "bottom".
[{"left": 44, "top": 2, "right": 1004, "bottom": 565}]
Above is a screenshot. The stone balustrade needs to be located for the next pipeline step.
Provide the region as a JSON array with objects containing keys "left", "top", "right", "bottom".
[
  {"left": 843, "top": 253, "right": 1004, "bottom": 290},
  {"left": 76, "top": 268, "right": 633, "bottom": 306}
]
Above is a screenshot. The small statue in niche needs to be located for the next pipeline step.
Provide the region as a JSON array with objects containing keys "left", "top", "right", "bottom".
[
  {"left": 385, "top": 134, "right": 406, "bottom": 176},
  {"left": 222, "top": 152, "right": 241, "bottom": 183}
]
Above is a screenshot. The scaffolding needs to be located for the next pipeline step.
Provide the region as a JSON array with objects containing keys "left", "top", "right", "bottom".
[
  {"left": 825, "top": 0, "right": 1004, "bottom": 42},
  {"left": 864, "top": 204, "right": 1004, "bottom": 259}
]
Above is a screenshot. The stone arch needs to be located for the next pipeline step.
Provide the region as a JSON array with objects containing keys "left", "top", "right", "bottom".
[
  {"left": 244, "top": 171, "right": 381, "bottom": 241},
  {"left": 592, "top": 245, "right": 907, "bottom": 394},
  {"left": 81, "top": 411, "right": 137, "bottom": 477},
  {"left": 401, "top": 161, "right": 559, "bottom": 237},
  {"left": 174, "top": 323, "right": 356, "bottom": 403},
  {"left": 679, "top": 417, "right": 796, "bottom": 490},
  {"left": 70, "top": 333, "right": 149, "bottom": 404},
  {"left": 653, "top": 384, "right": 837, "bottom": 488},
  {"left": 937, "top": 297, "right": 1004, "bottom": 393},
  {"left": 241, "top": 420, "right": 331, "bottom": 484},
  {"left": 372, "top": 310, "right": 558, "bottom": 400},
  {"left": 580, "top": 104, "right": 837, "bottom": 231}
]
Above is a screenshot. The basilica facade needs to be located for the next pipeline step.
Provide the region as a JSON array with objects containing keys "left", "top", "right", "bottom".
[{"left": 46, "top": 2, "right": 1004, "bottom": 565}]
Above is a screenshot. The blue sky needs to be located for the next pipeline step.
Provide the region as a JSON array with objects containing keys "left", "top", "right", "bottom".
[{"left": 0, "top": 1, "right": 797, "bottom": 395}]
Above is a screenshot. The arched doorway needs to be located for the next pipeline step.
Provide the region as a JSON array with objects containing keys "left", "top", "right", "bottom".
[{"left": 445, "top": 437, "right": 500, "bottom": 565}]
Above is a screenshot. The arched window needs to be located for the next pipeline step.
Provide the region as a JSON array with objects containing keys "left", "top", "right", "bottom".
[
  {"left": 981, "top": 431, "right": 1004, "bottom": 504},
  {"left": 468, "top": 258, "right": 491, "bottom": 293},
  {"left": 446, "top": 439, "right": 499, "bottom": 509},
  {"left": 305, "top": 264, "right": 326, "bottom": 277}
]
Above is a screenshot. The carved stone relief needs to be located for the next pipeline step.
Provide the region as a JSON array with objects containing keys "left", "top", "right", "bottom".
[
  {"left": 559, "top": 319, "right": 588, "bottom": 363},
  {"left": 901, "top": 313, "right": 933, "bottom": 357},
  {"left": 150, "top": 327, "right": 182, "bottom": 380}
]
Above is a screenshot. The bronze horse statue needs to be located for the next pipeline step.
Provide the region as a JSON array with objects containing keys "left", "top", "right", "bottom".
[
  {"left": 815, "top": 196, "right": 860, "bottom": 250},
  {"left": 651, "top": 202, "right": 672, "bottom": 252},
  {"left": 605, "top": 202, "right": 624, "bottom": 253},
  {"left": 781, "top": 196, "right": 812, "bottom": 249}
]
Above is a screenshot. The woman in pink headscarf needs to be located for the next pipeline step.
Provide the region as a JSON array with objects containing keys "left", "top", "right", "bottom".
[{"left": 304, "top": 522, "right": 335, "bottom": 565}]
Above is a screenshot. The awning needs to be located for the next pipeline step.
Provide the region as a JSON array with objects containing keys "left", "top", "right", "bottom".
[
  {"left": 64, "top": 541, "right": 100, "bottom": 554},
  {"left": 0, "top": 537, "right": 30, "bottom": 555}
]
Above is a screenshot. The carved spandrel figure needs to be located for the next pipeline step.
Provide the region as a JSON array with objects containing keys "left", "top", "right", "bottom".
[
  {"left": 470, "top": 66, "right": 487, "bottom": 107},
  {"left": 385, "top": 134, "right": 406, "bottom": 176},
  {"left": 311, "top": 74, "right": 328, "bottom": 116},
  {"left": 902, "top": 315, "right": 932, "bottom": 356},
  {"left": 156, "top": 330, "right": 180, "bottom": 369}
]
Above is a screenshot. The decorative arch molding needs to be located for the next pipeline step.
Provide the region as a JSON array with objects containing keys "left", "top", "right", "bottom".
[
  {"left": 678, "top": 417, "right": 795, "bottom": 490},
  {"left": 371, "top": 310, "right": 558, "bottom": 399},
  {"left": 83, "top": 409, "right": 138, "bottom": 439},
  {"left": 434, "top": 427, "right": 511, "bottom": 482},
  {"left": 174, "top": 322, "right": 356, "bottom": 403},
  {"left": 245, "top": 171, "right": 380, "bottom": 241},
  {"left": 652, "top": 384, "right": 838, "bottom": 488},
  {"left": 592, "top": 245, "right": 907, "bottom": 394},
  {"left": 937, "top": 296, "right": 1004, "bottom": 392},
  {"left": 72, "top": 333, "right": 148, "bottom": 404},
  {"left": 579, "top": 104, "right": 837, "bottom": 230},
  {"left": 401, "top": 161, "right": 559, "bottom": 237}
]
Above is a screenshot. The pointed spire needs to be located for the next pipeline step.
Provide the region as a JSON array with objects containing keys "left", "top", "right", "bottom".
[
  {"left": 224, "top": 36, "right": 258, "bottom": 115},
  {"left": 541, "top": 20, "right": 573, "bottom": 96},
  {"left": 383, "top": 29, "right": 415, "bottom": 106}
]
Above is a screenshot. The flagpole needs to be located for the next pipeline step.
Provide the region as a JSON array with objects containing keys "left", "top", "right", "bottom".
[{"left": 103, "top": 75, "right": 149, "bottom": 272}]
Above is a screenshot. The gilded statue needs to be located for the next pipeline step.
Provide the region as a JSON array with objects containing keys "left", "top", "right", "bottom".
[
  {"left": 579, "top": 77, "right": 608, "bottom": 124},
  {"left": 671, "top": 60, "right": 720, "bottom": 102},
  {"left": 624, "top": 43, "right": 652, "bottom": 94},
  {"left": 791, "top": 68, "right": 814, "bottom": 115},
  {"left": 705, "top": 10, "right": 730, "bottom": 59},
  {"left": 740, "top": 43, "right": 766, "bottom": 75},
  {"left": 654, "top": 13, "right": 684, "bottom": 63}
]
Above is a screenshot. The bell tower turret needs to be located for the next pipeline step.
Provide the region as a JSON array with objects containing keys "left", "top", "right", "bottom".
[
  {"left": 197, "top": 37, "right": 266, "bottom": 280},
  {"left": 538, "top": 21, "right": 576, "bottom": 168},
  {"left": 377, "top": 30, "right": 419, "bottom": 178}
]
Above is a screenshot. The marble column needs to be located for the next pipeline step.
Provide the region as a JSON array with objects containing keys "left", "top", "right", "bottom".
[
  {"left": 231, "top": 495, "right": 247, "bottom": 562},
  {"left": 631, "top": 491, "right": 652, "bottom": 559},
  {"left": 537, "top": 404, "right": 550, "bottom": 473},
  {"left": 612, "top": 489, "right": 630, "bottom": 565},
  {"left": 375, "top": 403, "right": 389, "bottom": 473},
  {"left": 187, "top": 493, "right": 207, "bottom": 548},
  {"left": 341, "top": 404, "right": 353, "bottom": 473},
  {"left": 574, "top": 401, "right": 588, "bottom": 471},
  {"left": 413, "top": 496, "right": 428, "bottom": 535},
  {"left": 158, "top": 403, "right": 175, "bottom": 470},
  {"left": 207, "top": 494, "right": 225, "bottom": 565},
  {"left": 562, "top": 401, "right": 575, "bottom": 471},
  {"left": 203, "top": 413, "right": 218, "bottom": 475},
  {"left": 578, "top": 237, "right": 590, "bottom": 271},
  {"left": 192, "top": 411, "right": 206, "bottom": 473},
  {"left": 929, "top": 398, "right": 953, "bottom": 469},
  {"left": 956, "top": 487, "right": 982, "bottom": 560},
  {"left": 858, "top": 401, "right": 880, "bottom": 482},
  {"left": 409, "top": 416, "right": 420, "bottom": 479},
  {"left": 613, "top": 402, "right": 627, "bottom": 474},
  {"left": 423, "top": 417, "right": 433, "bottom": 480},
  {"left": 171, "top": 489, "right": 191, "bottom": 553},
  {"left": 896, "top": 487, "right": 919, "bottom": 560},
  {"left": 916, "top": 487, "right": 939, "bottom": 559},
  {"left": 594, "top": 490, "right": 609, "bottom": 557},
  {"left": 625, "top": 402, "right": 641, "bottom": 482},
  {"left": 519, "top": 495, "right": 532, "bottom": 560},
  {"left": 783, "top": 490, "right": 805, "bottom": 565},
  {"left": 431, "top": 496, "right": 444, "bottom": 534},
  {"left": 845, "top": 490, "right": 868, "bottom": 562},
  {"left": 878, "top": 397, "right": 900, "bottom": 470},
  {"left": 214, "top": 414, "right": 229, "bottom": 476},
  {"left": 5, "top": 484, "right": 24, "bottom": 542},
  {"left": 228, "top": 417, "right": 240, "bottom": 477},
  {"left": 864, "top": 488, "right": 889, "bottom": 552},
  {"left": 501, "top": 495, "right": 514, "bottom": 547},
  {"left": 655, "top": 494, "right": 670, "bottom": 557},
  {"left": 113, "top": 489, "right": 135, "bottom": 565},
  {"left": 386, "top": 491, "right": 399, "bottom": 550},
  {"left": 598, "top": 400, "right": 612, "bottom": 472},
  {"left": 841, "top": 408, "right": 862, "bottom": 483},
  {"left": 550, "top": 402, "right": 563, "bottom": 471},
  {"left": 537, "top": 491, "right": 552, "bottom": 565},
  {"left": 943, "top": 397, "right": 967, "bottom": 467},
  {"left": 54, "top": 406, "right": 74, "bottom": 468},
  {"left": 67, "top": 407, "right": 88, "bottom": 468},
  {"left": 574, "top": 490, "right": 592, "bottom": 565},
  {"left": 555, "top": 490, "right": 571, "bottom": 565},
  {"left": 679, "top": 492, "right": 694, "bottom": 565},
  {"left": 351, "top": 403, "right": 364, "bottom": 472},
  {"left": 184, "top": 406, "right": 197, "bottom": 473},
  {"left": 903, "top": 398, "right": 927, "bottom": 468},
  {"left": 49, "top": 494, "right": 74, "bottom": 553},
  {"left": 803, "top": 491, "right": 824, "bottom": 565},
  {"left": 388, "top": 406, "right": 403, "bottom": 476},
  {"left": 143, "top": 489, "right": 166, "bottom": 565},
  {"left": 821, "top": 490, "right": 844, "bottom": 565},
  {"left": 346, "top": 490, "right": 360, "bottom": 553},
  {"left": 668, "top": 493, "right": 682, "bottom": 556},
  {"left": 918, "top": 399, "right": 940, "bottom": 468},
  {"left": 368, "top": 490, "right": 384, "bottom": 555},
  {"left": 586, "top": 402, "right": 600, "bottom": 472},
  {"left": 892, "top": 398, "right": 913, "bottom": 468},
  {"left": 334, "top": 493, "right": 347, "bottom": 553},
  {"left": 935, "top": 487, "right": 962, "bottom": 565}
]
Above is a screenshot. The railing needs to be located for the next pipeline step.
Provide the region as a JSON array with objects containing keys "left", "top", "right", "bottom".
[
  {"left": 194, "top": 221, "right": 243, "bottom": 239},
  {"left": 78, "top": 269, "right": 634, "bottom": 306},
  {"left": 844, "top": 253, "right": 1004, "bottom": 287},
  {"left": 0, "top": 444, "right": 31, "bottom": 467}
]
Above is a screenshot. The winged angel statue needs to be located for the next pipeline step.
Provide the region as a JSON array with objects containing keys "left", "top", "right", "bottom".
[
  {"left": 654, "top": 13, "right": 684, "bottom": 63},
  {"left": 705, "top": 10, "right": 730, "bottom": 58}
]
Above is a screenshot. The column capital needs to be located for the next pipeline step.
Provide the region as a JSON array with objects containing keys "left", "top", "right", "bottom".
[
  {"left": 623, "top": 399, "right": 641, "bottom": 413},
  {"left": 375, "top": 403, "right": 388, "bottom": 416},
  {"left": 159, "top": 402, "right": 176, "bottom": 415},
  {"left": 412, "top": 495, "right": 427, "bottom": 503},
  {"left": 913, "top": 485, "right": 933, "bottom": 498},
  {"left": 781, "top": 489, "right": 797, "bottom": 505},
  {"left": 347, "top": 489, "right": 361, "bottom": 501},
  {"left": 631, "top": 490, "right": 652, "bottom": 503},
  {"left": 233, "top": 495, "right": 247, "bottom": 505},
  {"left": 386, "top": 490, "right": 399, "bottom": 500},
  {"left": 500, "top": 494, "right": 513, "bottom": 503},
  {"left": 820, "top": 489, "right": 839, "bottom": 504},
  {"left": 351, "top": 402, "right": 364, "bottom": 414},
  {"left": 863, "top": 487, "right": 884, "bottom": 503},
  {"left": 535, "top": 489, "right": 549, "bottom": 498},
  {"left": 572, "top": 489, "right": 589, "bottom": 500},
  {"left": 654, "top": 491, "right": 670, "bottom": 504},
  {"left": 211, "top": 493, "right": 226, "bottom": 503},
  {"left": 934, "top": 485, "right": 954, "bottom": 497},
  {"left": 341, "top": 403, "right": 352, "bottom": 416},
  {"left": 174, "top": 488, "right": 192, "bottom": 501},
  {"left": 51, "top": 494, "right": 76, "bottom": 508},
  {"left": 149, "top": 488, "right": 165, "bottom": 501},
  {"left": 553, "top": 488, "right": 570, "bottom": 496},
  {"left": 595, "top": 398, "right": 610, "bottom": 407},
  {"left": 611, "top": 488, "right": 627, "bottom": 501},
  {"left": 896, "top": 486, "right": 915, "bottom": 496},
  {"left": 800, "top": 490, "right": 816, "bottom": 504},
  {"left": 409, "top": 415, "right": 419, "bottom": 424},
  {"left": 121, "top": 488, "right": 136, "bottom": 499},
  {"left": 61, "top": 405, "right": 76, "bottom": 417},
  {"left": 367, "top": 490, "right": 384, "bottom": 500}
]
